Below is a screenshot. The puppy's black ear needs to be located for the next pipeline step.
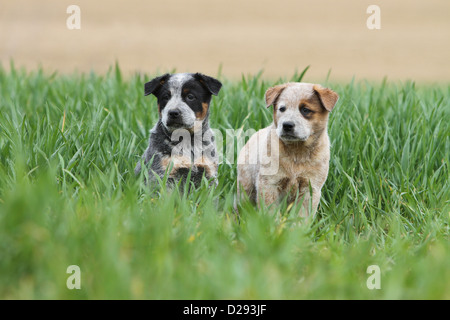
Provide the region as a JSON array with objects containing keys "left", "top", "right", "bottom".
[
  {"left": 194, "top": 73, "right": 222, "bottom": 96},
  {"left": 145, "top": 74, "right": 171, "bottom": 96}
]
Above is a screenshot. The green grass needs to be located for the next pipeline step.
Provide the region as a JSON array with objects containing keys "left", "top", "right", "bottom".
[{"left": 0, "top": 64, "right": 449, "bottom": 299}]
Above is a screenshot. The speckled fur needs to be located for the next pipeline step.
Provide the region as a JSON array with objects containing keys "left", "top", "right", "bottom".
[
  {"left": 237, "top": 82, "right": 339, "bottom": 216},
  {"left": 135, "top": 73, "right": 222, "bottom": 189}
]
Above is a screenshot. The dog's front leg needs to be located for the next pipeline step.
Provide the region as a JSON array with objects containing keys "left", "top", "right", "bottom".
[
  {"left": 256, "top": 175, "right": 279, "bottom": 208},
  {"left": 298, "top": 188, "right": 320, "bottom": 217}
]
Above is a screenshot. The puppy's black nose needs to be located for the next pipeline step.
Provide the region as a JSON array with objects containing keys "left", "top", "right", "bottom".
[
  {"left": 168, "top": 110, "right": 181, "bottom": 118},
  {"left": 282, "top": 121, "right": 295, "bottom": 132}
]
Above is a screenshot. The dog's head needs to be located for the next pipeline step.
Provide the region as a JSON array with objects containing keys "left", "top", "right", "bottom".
[
  {"left": 265, "top": 82, "right": 339, "bottom": 144},
  {"left": 144, "top": 73, "right": 222, "bottom": 132}
]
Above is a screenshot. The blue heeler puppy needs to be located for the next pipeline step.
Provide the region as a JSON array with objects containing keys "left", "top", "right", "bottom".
[{"left": 135, "top": 73, "right": 222, "bottom": 188}]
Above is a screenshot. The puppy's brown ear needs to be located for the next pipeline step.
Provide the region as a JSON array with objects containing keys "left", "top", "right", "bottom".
[
  {"left": 265, "top": 84, "right": 288, "bottom": 108},
  {"left": 313, "top": 84, "right": 339, "bottom": 112}
]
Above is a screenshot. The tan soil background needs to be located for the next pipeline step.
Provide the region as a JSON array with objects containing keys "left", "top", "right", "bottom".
[{"left": 1, "top": 0, "right": 449, "bottom": 82}]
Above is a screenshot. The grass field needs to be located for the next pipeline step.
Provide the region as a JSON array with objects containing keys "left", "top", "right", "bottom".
[{"left": 0, "top": 64, "right": 448, "bottom": 299}]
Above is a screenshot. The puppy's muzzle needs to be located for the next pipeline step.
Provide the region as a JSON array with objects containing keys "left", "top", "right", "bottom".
[
  {"left": 168, "top": 109, "right": 181, "bottom": 119},
  {"left": 282, "top": 121, "right": 295, "bottom": 132},
  {"left": 280, "top": 121, "right": 308, "bottom": 141},
  {"left": 166, "top": 108, "right": 184, "bottom": 127}
]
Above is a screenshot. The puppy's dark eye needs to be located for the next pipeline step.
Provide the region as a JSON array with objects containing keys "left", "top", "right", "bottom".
[
  {"left": 161, "top": 92, "right": 171, "bottom": 101},
  {"left": 278, "top": 106, "right": 286, "bottom": 112},
  {"left": 186, "top": 93, "right": 196, "bottom": 101},
  {"left": 300, "top": 106, "right": 313, "bottom": 116}
]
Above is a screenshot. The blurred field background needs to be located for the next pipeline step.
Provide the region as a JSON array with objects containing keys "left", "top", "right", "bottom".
[{"left": 1, "top": 0, "right": 450, "bottom": 82}]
